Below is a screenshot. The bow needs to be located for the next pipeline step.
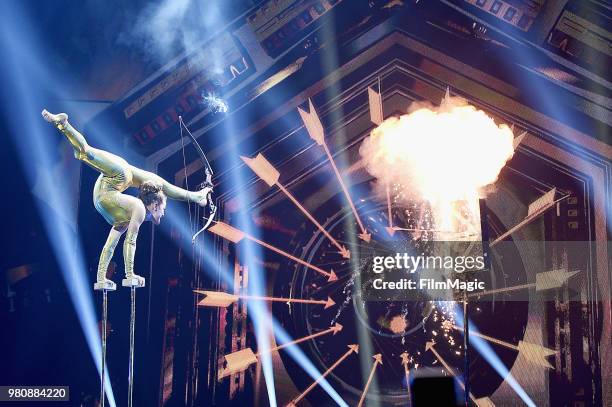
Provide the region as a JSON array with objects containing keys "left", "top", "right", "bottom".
[{"left": 178, "top": 116, "right": 217, "bottom": 242}]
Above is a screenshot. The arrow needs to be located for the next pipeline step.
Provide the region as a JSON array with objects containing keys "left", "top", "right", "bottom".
[
  {"left": 441, "top": 86, "right": 451, "bottom": 104},
  {"left": 513, "top": 131, "right": 528, "bottom": 150},
  {"left": 209, "top": 221, "right": 338, "bottom": 282},
  {"left": 491, "top": 188, "right": 562, "bottom": 246},
  {"left": 468, "top": 269, "right": 579, "bottom": 298},
  {"left": 298, "top": 99, "right": 371, "bottom": 242},
  {"left": 260, "top": 323, "right": 343, "bottom": 356},
  {"left": 242, "top": 153, "right": 350, "bottom": 258},
  {"left": 425, "top": 342, "right": 493, "bottom": 405},
  {"left": 286, "top": 344, "right": 359, "bottom": 407},
  {"left": 386, "top": 184, "right": 395, "bottom": 236},
  {"left": 451, "top": 327, "right": 557, "bottom": 369},
  {"left": 222, "top": 324, "right": 344, "bottom": 376},
  {"left": 535, "top": 269, "right": 579, "bottom": 291},
  {"left": 194, "top": 290, "right": 336, "bottom": 309},
  {"left": 368, "top": 85, "right": 384, "bottom": 125},
  {"left": 357, "top": 354, "right": 383, "bottom": 407}
]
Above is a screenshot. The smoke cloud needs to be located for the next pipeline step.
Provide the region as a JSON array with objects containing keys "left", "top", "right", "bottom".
[{"left": 119, "top": 0, "right": 223, "bottom": 69}]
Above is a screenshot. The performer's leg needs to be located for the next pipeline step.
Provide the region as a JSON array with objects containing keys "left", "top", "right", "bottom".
[
  {"left": 120, "top": 196, "right": 147, "bottom": 285},
  {"left": 97, "top": 226, "right": 126, "bottom": 284},
  {"left": 42, "top": 109, "right": 129, "bottom": 179},
  {"left": 42, "top": 110, "right": 90, "bottom": 160}
]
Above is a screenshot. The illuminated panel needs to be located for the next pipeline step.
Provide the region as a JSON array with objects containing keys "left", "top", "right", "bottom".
[
  {"left": 547, "top": 8, "right": 611, "bottom": 73},
  {"left": 247, "top": 0, "right": 344, "bottom": 58},
  {"left": 464, "top": 0, "right": 543, "bottom": 31},
  {"left": 124, "top": 32, "right": 244, "bottom": 119}
]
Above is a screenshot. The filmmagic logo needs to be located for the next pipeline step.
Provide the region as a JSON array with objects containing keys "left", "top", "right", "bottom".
[{"left": 371, "top": 277, "right": 485, "bottom": 292}]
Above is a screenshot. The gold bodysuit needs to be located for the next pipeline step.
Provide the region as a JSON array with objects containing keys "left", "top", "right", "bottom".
[{"left": 51, "top": 117, "right": 206, "bottom": 282}]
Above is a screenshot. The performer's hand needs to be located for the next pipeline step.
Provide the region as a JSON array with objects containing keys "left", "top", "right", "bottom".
[
  {"left": 196, "top": 186, "right": 213, "bottom": 207},
  {"left": 41, "top": 109, "right": 68, "bottom": 124}
]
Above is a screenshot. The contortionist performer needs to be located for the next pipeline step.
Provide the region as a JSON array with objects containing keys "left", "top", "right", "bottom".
[{"left": 42, "top": 110, "right": 212, "bottom": 290}]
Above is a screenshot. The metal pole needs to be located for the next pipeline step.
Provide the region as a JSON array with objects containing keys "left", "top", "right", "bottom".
[
  {"left": 128, "top": 286, "right": 136, "bottom": 407},
  {"left": 100, "top": 290, "right": 108, "bottom": 407},
  {"left": 463, "top": 292, "right": 470, "bottom": 407}
]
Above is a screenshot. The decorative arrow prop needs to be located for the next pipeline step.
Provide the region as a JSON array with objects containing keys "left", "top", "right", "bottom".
[
  {"left": 386, "top": 184, "right": 395, "bottom": 236},
  {"left": 513, "top": 131, "right": 528, "bottom": 150},
  {"left": 286, "top": 344, "right": 359, "bottom": 407},
  {"left": 298, "top": 99, "right": 371, "bottom": 242},
  {"left": 368, "top": 84, "right": 384, "bottom": 125},
  {"left": 208, "top": 221, "right": 338, "bottom": 282},
  {"left": 450, "top": 327, "right": 557, "bottom": 369},
  {"left": 241, "top": 153, "right": 350, "bottom": 258},
  {"left": 468, "top": 269, "right": 579, "bottom": 298},
  {"left": 491, "top": 188, "right": 568, "bottom": 246},
  {"left": 221, "top": 323, "right": 344, "bottom": 377},
  {"left": 357, "top": 354, "right": 383, "bottom": 407},
  {"left": 178, "top": 116, "right": 217, "bottom": 241},
  {"left": 194, "top": 290, "right": 335, "bottom": 309}
]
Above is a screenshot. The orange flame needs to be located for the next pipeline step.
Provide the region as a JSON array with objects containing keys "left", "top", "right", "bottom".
[{"left": 360, "top": 94, "right": 515, "bottom": 234}]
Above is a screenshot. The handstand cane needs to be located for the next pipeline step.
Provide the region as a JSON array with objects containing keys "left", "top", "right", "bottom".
[
  {"left": 122, "top": 276, "right": 145, "bottom": 407},
  {"left": 94, "top": 281, "right": 116, "bottom": 407}
]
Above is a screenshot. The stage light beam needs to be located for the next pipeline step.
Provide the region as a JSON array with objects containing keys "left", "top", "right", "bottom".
[{"left": 286, "top": 344, "right": 359, "bottom": 407}]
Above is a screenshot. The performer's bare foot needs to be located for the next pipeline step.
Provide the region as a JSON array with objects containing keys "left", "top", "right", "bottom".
[
  {"left": 41, "top": 109, "right": 68, "bottom": 124},
  {"left": 94, "top": 278, "right": 117, "bottom": 291}
]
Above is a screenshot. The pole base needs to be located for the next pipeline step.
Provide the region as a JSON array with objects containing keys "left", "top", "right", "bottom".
[
  {"left": 94, "top": 280, "right": 117, "bottom": 291},
  {"left": 122, "top": 276, "right": 145, "bottom": 288}
]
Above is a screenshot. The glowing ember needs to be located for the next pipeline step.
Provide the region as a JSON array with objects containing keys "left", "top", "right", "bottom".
[
  {"left": 202, "top": 92, "right": 229, "bottom": 113},
  {"left": 389, "top": 315, "right": 408, "bottom": 334}
]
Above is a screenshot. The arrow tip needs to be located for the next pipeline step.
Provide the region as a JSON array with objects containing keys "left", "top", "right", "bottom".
[
  {"left": 425, "top": 341, "right": 435, "bottom": 352},
  {"left": 400, "top": 352, "right": 410, "bottom": 365},
  {"left": 324, "top": 296, "right": 336, "bottom": 309},
  {"left": 373, "top": 353, "right": 383, "bottom": 364},
  {"left": 358, "top": 232, "right": 372, "bottom": 243},
  {"left": 331, "top": 322, "right": 343, "bottom": 335},
  {"left": 328, "top": 270, "right": 338, "bottom": 282},
  {"left": 442, "top": 86, "right": 451, "bottom": 104},
  {"left": 385, "top": 226, "right": 396, "bottom": 236},
  {"left": 339, "top": 246, "right": 350, "bottom": 259},
  {"left": 348, "top": 344, "right": 359, "bottom": 353}
]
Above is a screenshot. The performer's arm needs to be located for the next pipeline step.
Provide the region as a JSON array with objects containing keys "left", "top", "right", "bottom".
[{"left": 130, "top": 167, "right": 211, "bottom": 205}]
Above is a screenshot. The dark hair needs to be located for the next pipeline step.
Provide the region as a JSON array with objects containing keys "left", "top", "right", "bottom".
[{"left": 138, "top": 181, "right": 165, "bottom": 206}]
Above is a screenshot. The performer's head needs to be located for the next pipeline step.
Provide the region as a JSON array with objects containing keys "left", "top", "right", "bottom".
[{"left": 139, "top": 181, "right": 167, "bottom": 225}]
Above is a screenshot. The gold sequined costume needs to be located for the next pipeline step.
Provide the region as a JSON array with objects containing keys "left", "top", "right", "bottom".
[{"left": 42, "top": 110, "right": 208, "bottom": 286}]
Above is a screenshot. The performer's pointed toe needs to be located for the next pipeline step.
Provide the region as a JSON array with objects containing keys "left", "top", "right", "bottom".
[{"left": 41, "top": 109, "right": 68, "bottom": 124}]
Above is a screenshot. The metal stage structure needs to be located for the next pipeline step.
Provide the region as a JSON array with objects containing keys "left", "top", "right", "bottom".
[{"left": 79, "top": 1, "right": 610, "bottom": 406}]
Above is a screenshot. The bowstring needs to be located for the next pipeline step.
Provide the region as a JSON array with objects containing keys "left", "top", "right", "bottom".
[{"left": 179, "top": 118, "right": 194, "bottom": 236}]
